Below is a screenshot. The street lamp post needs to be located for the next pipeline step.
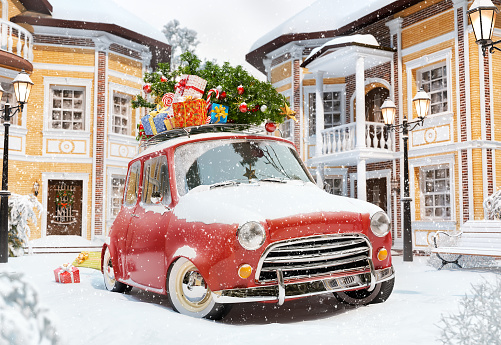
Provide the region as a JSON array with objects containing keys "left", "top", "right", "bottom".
[
  {"left": 0, "top": 70, "right": 34, "bottom": 263},
  {"left": 468, "top": 0, "right": 500, "bottom": 56},
  {"left": 381, "top": 88, "right": 431, "bottom": 262}
]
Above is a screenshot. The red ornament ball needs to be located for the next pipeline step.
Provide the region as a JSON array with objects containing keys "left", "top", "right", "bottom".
[
  {"left": 237, "top": 85, "right": 245, "bottom": 95},
  {"left": 265, "top": 122, "right": 277, "bottom": 133},
  {"left": 220, "top": 91, "right": 227, "bottom": 99},
  {"left": 239, "top": 102, "right": 248, "bottom": 113},
  {"left": 142, "top": 84, "right": 152, "bottom": 93},
  {"left": 160, "top": 76, "right": 167, "bottom": 82}
]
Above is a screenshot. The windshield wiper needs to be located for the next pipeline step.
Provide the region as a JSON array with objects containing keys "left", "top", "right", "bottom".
[
  {"left": 259, "top": 178, "right": 288, "bottom": 183},
  {"left": 209, "top": 180, "right": 241, "bottom": 189}
]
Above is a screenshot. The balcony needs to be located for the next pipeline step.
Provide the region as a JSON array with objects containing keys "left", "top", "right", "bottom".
[
  {"left": 0, "top": 19, "right": 33, "bottom": 71},
  {"left": 309, "top": 122, "right": 396, "bottom": 166}
]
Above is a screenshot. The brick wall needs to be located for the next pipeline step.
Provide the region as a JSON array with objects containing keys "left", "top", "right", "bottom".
[{"left": 94, "top": 51, "right": 107, "bottom": 236}]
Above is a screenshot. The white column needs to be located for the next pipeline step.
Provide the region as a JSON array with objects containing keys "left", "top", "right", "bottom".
[
  {"left": 355, "top": 55, "right": 366, "bottom": 149},
  {"left": 315, "top": 71, "right": 324, "bottom": 157},
  {"left": 263, "top": 58, "right": 272, "bottom": 83},
  {"left": 357, "top": 159, "right": 367, "bottom": 201}
]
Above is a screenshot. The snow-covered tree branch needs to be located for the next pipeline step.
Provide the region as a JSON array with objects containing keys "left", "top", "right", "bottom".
[{"left": 8, "top": 194, "right": 42, "bottom": 257}]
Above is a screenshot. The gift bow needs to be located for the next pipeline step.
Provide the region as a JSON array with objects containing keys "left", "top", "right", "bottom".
[
  {"left": 59, "top": 263, "right": 74, "bottom": 272},
  {"left": 213, "top": 104, "right": 228, "bottom": 123}
]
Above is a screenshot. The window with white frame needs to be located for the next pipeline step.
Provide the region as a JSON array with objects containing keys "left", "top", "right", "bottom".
[
  {"left": 112, "top": 92, "right": 131, "bottom": 135},
  {"left": 110, "top": 176, "right": 126, "bottom": 218},
  {"left": 418, "top": 62, "right": 448, "bottom": 115},
  {"left": 421, "top": 166, "right": 451, "bottom": 219},
  {"left": 324, "top": 177, "right": 344, "bottom": 196},
  {"left": 308, "top": 91, "right": 342, "bottom": 136},
  {"left": 0, "top": 82, "right": 17, "bottom": 125},
  {"left": 49, "top": 86, "right": 85, "bottom": 130}
]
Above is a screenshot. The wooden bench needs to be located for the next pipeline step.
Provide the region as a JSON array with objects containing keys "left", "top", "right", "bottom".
[{"left": 431, "top": 220, "right": 501, "bottom": 269}]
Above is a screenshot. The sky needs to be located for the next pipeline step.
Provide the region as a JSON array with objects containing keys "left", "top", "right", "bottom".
[{"left": 109, "top": 0, "right": 317, "bottom": 79}]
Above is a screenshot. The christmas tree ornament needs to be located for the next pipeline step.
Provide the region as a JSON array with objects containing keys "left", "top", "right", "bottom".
[
  {"left": 280, "top": 103, "right": 298, "bottom": 122},
  {"left": 239, "top": 102, "right": 248, "bottom": 113},
  {"left": 160, "top": 76, "right": 167, "bottom": 82},
  {"left": 237, "top": 84, "right": 245, "bottom": 95},
  {"left": 220, "top": 91, "right": 227, "bottom": 99},
  {"left": 143, "top": 84, "right": 152, "bottom": 93},
  {"left": 216, "top": 85, "right": 223, "bottom": 93},
  {"left": 260, "top": 105, "right": 268, "bottom": 112},
  {"left": 265, "top": 122, "right": 277, "bottom": 133}
]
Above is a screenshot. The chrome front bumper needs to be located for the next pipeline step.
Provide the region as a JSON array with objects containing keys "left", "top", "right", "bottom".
[{"left": 212, "top": 265, "right": 394, "bottom": 305}]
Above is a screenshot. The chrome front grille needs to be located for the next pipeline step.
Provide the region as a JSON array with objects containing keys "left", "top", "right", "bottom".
[{"left": 256, "top": 235, "right": 371, "bottom": 282}]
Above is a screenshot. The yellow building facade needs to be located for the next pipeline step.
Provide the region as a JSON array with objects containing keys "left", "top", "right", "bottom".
[
  {"left": 247, "top": 0, "right": 497, "bottom": 250},
  {"left": 0, "top": 0, "right": 170, "bottom": 249}
]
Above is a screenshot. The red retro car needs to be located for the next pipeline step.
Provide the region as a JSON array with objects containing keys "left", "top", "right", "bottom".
[{"left": 102, "top": 124, "right": 395, "bottom": 320}]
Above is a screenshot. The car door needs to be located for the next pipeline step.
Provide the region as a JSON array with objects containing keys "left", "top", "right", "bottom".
[
  {"left": 111, "top": 160, "right": 141, "bottom": 281},
  {"left": 126, "top": 154, "right": 173, "bottom": 290}
]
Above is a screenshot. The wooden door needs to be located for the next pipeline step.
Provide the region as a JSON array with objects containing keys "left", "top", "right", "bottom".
[
  {"left": 367, "top": 177, "right": 387, "bottom": 212},
  {"left": 47, "top": 179, "right": 83, "bottom": 236}
]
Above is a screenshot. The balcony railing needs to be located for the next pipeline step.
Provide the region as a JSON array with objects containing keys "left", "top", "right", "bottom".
[
  {"left": 320, "top": 122, "right": 393, "bottom": 155},
  {"left": 0, "top": 19, "right": 33, "bottom": 62}
]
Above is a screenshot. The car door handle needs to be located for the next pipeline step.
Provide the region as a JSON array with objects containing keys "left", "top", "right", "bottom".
[{"left": 131, "top": 214, "right": 139, "bottom": 218}]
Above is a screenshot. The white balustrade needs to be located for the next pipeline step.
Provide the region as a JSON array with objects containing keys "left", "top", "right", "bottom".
[
  {"left": 320, "top": 122, "right": 393, "bottom": 155},
  {"left": 0, "top": 19, "right": 33, "bottom": 63}
]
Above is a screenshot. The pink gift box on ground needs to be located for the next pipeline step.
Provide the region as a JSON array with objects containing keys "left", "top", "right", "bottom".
[{"left": 54, "top": 264, "right": 80, "bottom": 283}]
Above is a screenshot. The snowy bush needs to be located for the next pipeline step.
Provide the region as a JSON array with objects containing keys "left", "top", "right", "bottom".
[
  {"left": 8, "top": 194, "right": 42, "bottom": 257},
  {"left": 438, "top": 278, "right": 501, "bottom": 345},
  {"left": 483, "top": 189, "right": 501, "bottom": 220},
  {"left": 0, "top": 271, "right": 60, "bottom": 345}
]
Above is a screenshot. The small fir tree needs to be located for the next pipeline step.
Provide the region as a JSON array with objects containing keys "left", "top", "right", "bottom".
[
  {"left": 0, "top": 272, "right": 60, "bottom": 344},
  {"left": 438, "top": 278, "right": 501, "bottom": 345}
]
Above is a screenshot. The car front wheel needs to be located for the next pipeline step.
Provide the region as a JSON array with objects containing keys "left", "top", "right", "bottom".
[
  {"left": 334, "top": 277, "right": 395, "bottom": 305},
  {"left": 103, "top": 247, "right": 132, "bottom": 293},
  {"left": 167, "top": 257, "right": 231, "bottom": 320}
]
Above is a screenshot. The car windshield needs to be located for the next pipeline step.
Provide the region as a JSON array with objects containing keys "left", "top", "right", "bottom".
[{"left": 174, "top": 139, "right": 312, "bottom": 196}]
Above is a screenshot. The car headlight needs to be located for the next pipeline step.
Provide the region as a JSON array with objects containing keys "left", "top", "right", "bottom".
[
  {"left": 370, "top": 211, "right": 391, "bottom": 237},
  {"left": 237, "top": 221, "right": 266, "bottom": 250}
]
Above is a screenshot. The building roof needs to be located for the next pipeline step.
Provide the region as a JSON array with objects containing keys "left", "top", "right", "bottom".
[
  {"left": 11, "top": 0, "right": 171, "bottom": 68},
  {"left": 246, "top": 0, "right": 422, "bottom": 73},
  {"left": 47, "top": 0, "right": 168, "bottom": 45}
]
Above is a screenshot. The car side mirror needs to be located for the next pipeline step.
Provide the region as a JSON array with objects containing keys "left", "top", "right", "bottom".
[{"left": 151, "top": 191, "right": 162, "bottom": 204}]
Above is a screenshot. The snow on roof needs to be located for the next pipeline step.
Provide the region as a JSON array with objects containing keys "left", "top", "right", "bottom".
[
  {"left": 306, "top": 34, "right": 380, "bottom": 60},
  {"left": 249, "top": 0, "right": 395, "bottom": 52},
  {"left": 48, "top": 0, "right": 168, "bottom": 44}
]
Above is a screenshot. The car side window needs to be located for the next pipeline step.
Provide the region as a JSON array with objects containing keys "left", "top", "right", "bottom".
[
  {"left": 142, "top": 155, "right": 171, "bottom": 206},
  {"left": 124, "top": 161, "right": 141, "bottom": 207}
]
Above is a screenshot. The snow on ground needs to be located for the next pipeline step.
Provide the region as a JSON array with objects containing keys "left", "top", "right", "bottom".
[{"left": 2, "top": 254, "right": 500, "bottom": 345}]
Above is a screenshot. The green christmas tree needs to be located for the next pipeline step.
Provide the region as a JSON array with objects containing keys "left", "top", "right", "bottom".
[{"left": 132, "top": 52, "right": 290, "bottom": 126}]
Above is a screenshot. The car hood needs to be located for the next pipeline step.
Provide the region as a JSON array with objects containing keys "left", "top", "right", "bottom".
[{"left": 173, "top": 181, "right": 383, "bottom": 226}]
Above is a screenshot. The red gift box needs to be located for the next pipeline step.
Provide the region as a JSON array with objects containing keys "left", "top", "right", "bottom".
[
  {"left": 54, "top": 264, "right": 80, "bottom": 283},
  {"left": 172, "top": 98, "right": 207, "bottom": 128}
]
